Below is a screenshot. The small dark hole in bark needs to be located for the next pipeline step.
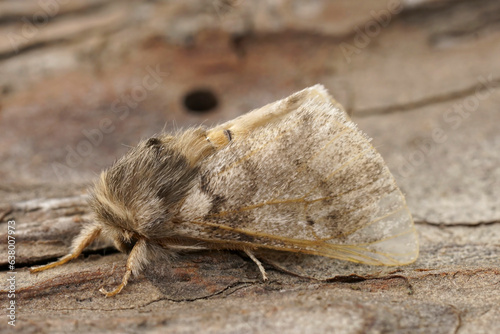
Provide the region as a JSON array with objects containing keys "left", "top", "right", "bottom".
[{"left": 183, "top": 89, "right": 218, "bottom": 113}]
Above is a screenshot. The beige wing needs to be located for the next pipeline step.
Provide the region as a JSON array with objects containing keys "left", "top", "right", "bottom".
[{"left": 178, "top": 85, "right": 418, "bottom": 266}]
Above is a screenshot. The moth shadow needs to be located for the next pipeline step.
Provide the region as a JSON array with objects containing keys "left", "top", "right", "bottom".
[
  {"left": 258, "top": 250, "right": 395, "bottom": 280},
  {"left": 144, "top": 250, "right": 259, "bottom": 300}
]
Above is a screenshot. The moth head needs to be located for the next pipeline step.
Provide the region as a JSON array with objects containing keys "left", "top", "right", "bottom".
[{"left": 88, "top": 134, "right": 201, "bottom": 252}]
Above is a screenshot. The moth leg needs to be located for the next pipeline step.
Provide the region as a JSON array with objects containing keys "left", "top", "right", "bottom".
[
  {"left": 100, "top": 238, "right": 148, "bottom": 297},
  {"left": 30, "top": 225, "right": 101, "bottom": 273},
  {"left": 99, "top": 269, "right": 131, "bottom": 297},
  {"left": 244, "top": 249, "right": 268, "bottom": 281}
]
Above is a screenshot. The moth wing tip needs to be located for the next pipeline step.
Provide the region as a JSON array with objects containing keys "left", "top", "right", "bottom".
[{"left": 306, "top": 83, "right": 329, "bottom": 95}]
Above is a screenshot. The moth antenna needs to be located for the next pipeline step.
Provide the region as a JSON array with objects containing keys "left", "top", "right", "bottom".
[
  {"left": 30, "top": 224, "right": 101, "bottom": 273},
  {"left": 100, "top": 238, "right": 148, "bottom": 297},
  {"left": 244, "top": 249, "right": 268, "bottom": 281}
]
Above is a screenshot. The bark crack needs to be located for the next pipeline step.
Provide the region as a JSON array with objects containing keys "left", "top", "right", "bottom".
[
  {"left": 415, "top": 220, "right": 500, "bottom": 227},
  {"left": 356, "top": 78, "right": 500, "bottom": 116}
]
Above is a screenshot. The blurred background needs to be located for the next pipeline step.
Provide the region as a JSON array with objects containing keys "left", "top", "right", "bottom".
[{"left": 1, "top": 0, "right": 499, "bottom": 225}]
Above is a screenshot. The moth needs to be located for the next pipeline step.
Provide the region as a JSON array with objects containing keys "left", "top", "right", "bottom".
[{"left": 31, "top": 85, "right": 418, "bottom": 296}]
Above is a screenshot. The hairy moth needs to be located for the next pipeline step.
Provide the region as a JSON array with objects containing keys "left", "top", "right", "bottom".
[{"left": 31, "top": 85, "right": 418, "bottom": 296}]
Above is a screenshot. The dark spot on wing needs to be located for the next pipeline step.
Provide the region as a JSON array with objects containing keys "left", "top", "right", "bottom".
[
  {"left": 208, "top": 194, "right": 226, "bottom": 214},
  {"left": 224, "top": 129, "right": 233, "bottom": 142},
  {"left": 327, "top": 212, "right": 340, "bottom": 221},
  {"left": 200, "top": 173, "right": 210, "bottom": 193},
  {"left": 238, "top": 234, "right": 255, "bottom": 243}
]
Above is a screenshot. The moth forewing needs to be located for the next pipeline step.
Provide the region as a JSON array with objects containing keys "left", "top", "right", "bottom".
[
  {"left": 207, "top": 86, "right": 334, "bottom": 142},
  {"left": 178, "top": 84, "right": 418, "bottom": 265},
  {"left": 30, "top": 84, "right": 418, "bottom": 296}
]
